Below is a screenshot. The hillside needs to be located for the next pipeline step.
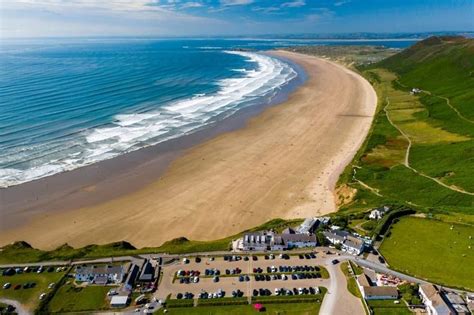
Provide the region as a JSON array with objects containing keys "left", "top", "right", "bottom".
[{"left": 339, "top": 36, "right": 474, "bottom": 216}]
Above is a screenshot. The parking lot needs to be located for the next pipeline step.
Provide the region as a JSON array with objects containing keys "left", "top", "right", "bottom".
[{"left": 156, "top": 252, "right": 332, "bottom": 302}]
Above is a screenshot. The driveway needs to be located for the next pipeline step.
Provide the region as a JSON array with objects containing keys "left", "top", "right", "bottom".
[{"left": 319, "top": 258, "right": 365, "bottom": 315}]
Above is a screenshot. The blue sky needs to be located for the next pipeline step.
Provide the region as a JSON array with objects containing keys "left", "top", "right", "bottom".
[{"left": 1, "top": 0, "right": 473, "bottom": 38}]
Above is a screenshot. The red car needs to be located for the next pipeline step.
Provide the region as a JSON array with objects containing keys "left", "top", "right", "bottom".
[{"left": 14, "top": 284, "right": 21, "bottom": 290}]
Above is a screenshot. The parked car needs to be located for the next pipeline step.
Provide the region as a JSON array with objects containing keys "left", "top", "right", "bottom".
[
  {"left": 331, "top": 259, "right": 339, "bottom": 265},
  {"left": 3, "top": 283, "right": 11, "bottom": 289},
  {"left": 378, "top": 256, "right": 385, "bottom": 264}
]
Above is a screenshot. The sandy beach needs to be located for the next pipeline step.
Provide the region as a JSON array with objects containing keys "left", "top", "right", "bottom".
[{"left": 0, "top": 51, "right": 377, "bottom": 250}]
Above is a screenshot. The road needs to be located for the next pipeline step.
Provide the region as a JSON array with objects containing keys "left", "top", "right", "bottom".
[{"left": 320, "top": 258, "right": 365, "bottom": 315}]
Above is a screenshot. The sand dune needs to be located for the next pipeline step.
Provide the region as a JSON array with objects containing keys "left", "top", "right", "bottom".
[{"left": 0, "top": 51, "right": 377, "bottom": 249}]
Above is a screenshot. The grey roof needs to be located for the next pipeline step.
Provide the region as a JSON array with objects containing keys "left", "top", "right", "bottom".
[
  {"left": 323, "top": 230, "right": 348, "bottom": 243},
  {"left": 281, "top": 234, "right": 317, "bottom": 243},
  {"left": 281, "top": 227, "right": 295, "bottom": 234},
  {"left": 420, "top": 284, "right": 452, "bottom": 315},
  {"left": 76, "top": 265, "right": 123, "bottom": 276},
  {"left": 125, "top": 264, "right": 140, "bottom": 288},
  {"left": 344, "top": 236, "right": 364, "bottom": 251},
  {"left": 364, "top": 286, "right": 398, "bottom": 297},
  {"left": 138, "top": 261, "right": 154, "bottom": 281},
  {"left": 296, "top": 218, "right": 318, "bottom": 233},
  {"left": 444, "top": 292, "right": 466, "bottom": 305}
]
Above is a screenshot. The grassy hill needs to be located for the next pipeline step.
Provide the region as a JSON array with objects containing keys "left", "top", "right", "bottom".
[{"left": 338, "top": 36, "right": 474, "bottom": 216}]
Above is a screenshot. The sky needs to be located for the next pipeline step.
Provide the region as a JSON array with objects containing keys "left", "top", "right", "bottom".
[{"left": 1, "top": 0, "right": 473, "bottom": 38}]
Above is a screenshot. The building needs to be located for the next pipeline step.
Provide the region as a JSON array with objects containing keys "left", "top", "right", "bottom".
[
  {"left": 356, "top": 273, "right": 398, "bottom": 300},
  {"left": 110, "top": 295, "right": 129, "bottom": 308},
  {"left": 239, "top": 230, "right": 316, "bottom": 251},
  {"left": 443, "top": 292, "right": 470, "bottom": 315},
  {"left": 342, "top": 235, "right": 365, "bottom": 255},
  {"left": 296, "top": 217, "right": 330, "bottom": 234},
  {"left": 242, "top": 231, "right": 280, "bottom": 251},
  {"left": 323, "top": 230, "right": 365, "bottom": 255},
  {"left": 369, "top": 206, "right": 390, "bottom": 220},
  {"left": 419, "top": 284, "right": 454, "bottom": 315},
  {"left": 281, "top": 233, "right": 317, "bottom": 249},
  {"left": 75, "top": 264, "right": 126, "bottom": 284},
  {"left": 322, "top": 230, "right": 349, "bottom": 245},
  {"left": 363, "top": 286, "right": 399, "bottom": 300},
  {"left": 124, "top": 263, "right": 140, "bottom": 291},
  {"left": 137, "top": 260, "right": 155, "bottom": 283}
]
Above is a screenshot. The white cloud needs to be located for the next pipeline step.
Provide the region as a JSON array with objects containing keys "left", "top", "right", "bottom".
[
  {"left": 220, "top": 0, "right": 253, "bottom": 6},
  {"left": 334, "top": 0, "right": 351, "bottom": 6},
  {"left": 180, "top": 2, "right": 203, "bottom": 9},
  {"left": 281, "top": 0, "right": 306, "bottom": 8}
]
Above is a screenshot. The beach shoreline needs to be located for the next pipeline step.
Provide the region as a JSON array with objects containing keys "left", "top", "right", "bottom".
[{"left": 0, "top": 51, "right": 377, "bottom": 250}]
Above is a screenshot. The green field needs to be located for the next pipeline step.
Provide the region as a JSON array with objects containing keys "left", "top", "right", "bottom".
[
  {"left": 380, "top": 216, "right": 474, "bottom": 290},
  {"left": 367, "top": 300, "right": 412, "bottom": 315},
  {"left": 0, "top": 270, "right": 65, "bottom": 310},
  {"left": 158, "top": 302, "right": 322, "bottom": 315},
  {"left": 337, "top": 36, "right": 474, "bottom": 215},
  {"left": 47, "top": 282, "right": 113, "bottom": 313}
]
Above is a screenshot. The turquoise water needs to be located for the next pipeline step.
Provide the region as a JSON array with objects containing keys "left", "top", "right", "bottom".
[{"left": 0, "top": 38, "right": 415, "bottom": 187}]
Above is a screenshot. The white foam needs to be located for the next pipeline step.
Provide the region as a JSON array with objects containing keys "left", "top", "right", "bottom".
[{"left": 0, "top": 51, "right": 297, "bottom": 188}]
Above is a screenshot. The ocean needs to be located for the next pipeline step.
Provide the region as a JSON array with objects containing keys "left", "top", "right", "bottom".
[{"left": 0, "top": 38, "right": 415, "bottom": 187}]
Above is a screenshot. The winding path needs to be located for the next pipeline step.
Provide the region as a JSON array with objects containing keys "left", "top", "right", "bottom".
[{"left": 384, "top": 97, "right": 474, "bottom": 196}]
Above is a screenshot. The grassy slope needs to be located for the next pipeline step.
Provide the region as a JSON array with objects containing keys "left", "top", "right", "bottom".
[
  {"left": 339, "top": 36, "right": 474, "bottom": 214},
  {"left": 0, "top": 218, "right": 302, "bottom": 264},
  {"left": 380, "top": 216, "right": 474, "bottom": 291}
]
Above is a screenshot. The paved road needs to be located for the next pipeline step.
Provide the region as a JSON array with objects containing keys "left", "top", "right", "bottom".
[
  {"left": 0, "top": 298, "right": 31, "bottom": 315},
  {"left": 320, "top": 258, "right": 365, "bottom": 315}
]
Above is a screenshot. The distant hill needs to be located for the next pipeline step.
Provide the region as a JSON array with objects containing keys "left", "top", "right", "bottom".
[
  {"left": 377, "top": 36, "right": 474, "bottom": 119},
  {"left": 340, "top": 36, "right": 474, "bottom": 215}
]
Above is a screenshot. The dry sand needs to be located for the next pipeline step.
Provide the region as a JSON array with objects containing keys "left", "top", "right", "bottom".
[{"left": 0, "top": 51, "right": 377, "bottom": 249}]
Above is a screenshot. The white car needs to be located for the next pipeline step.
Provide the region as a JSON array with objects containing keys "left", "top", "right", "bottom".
[
  {"left": 282, "top": 274, "right": 288, "bottom": 280},
  {"left": 298, "top": 288, "right": 304, "bottom": 295},
  {"left": 3, "top": 283, "right": 11, "bottom": 289},
  {"left": 48, "top": 282, "right": 55, "bottom": 289},
  {"left": 39, "top": 293, "right": 47, "bottom": 300}
]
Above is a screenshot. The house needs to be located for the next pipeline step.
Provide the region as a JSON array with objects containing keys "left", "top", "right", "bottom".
[
  {"left": 419, "top": 284, "right": 454, "bottom": 315},
  {"left": 75, "top": 264, "right": 127, "bottom": 284},
  {"left": 137, "top": 260, "right": 155, "bottom": 283},
  {"left": 363, "top": 286, "right": 399, "bottom": 300},
  {"left": 296, "top": 217, "right": 330, "bottom": 234},
  {"left": 281, "top": 233, "right": 317, "bottom": 248},
  {"left": 323, "top": 230, "right": 365, "bottom": 255},
  {"left": 242, "top": 231, "right": 278, "bottom": 251},
  {"left": 356, "top": 273, "right": 398, "bottom": 300},
  {"left": 443, "top": 292, "right": 470, "bottom": 315},
  {"left": 369, "top": 206, "right": 390, "bottom": 220},
  {"left": 323, "top": 230, "right": 349, "bottom": 245},
  {"left": 342, "top": 235, "right": 365, "bottom": 255},
  {"left": 124, "top": 264, "right": 140, "bottom": 291},
  {"left": 110, "top": 295, "right": 129, "bottom": 308}
]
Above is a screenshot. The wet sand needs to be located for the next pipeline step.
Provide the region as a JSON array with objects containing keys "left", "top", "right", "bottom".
[{"left": 0, "top": 51, "right": 377, "bottom": 249}]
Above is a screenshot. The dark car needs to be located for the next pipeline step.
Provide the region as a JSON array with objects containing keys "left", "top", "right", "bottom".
[
  {"left": 176, "top": 293, "right": 183, "bottom": 299},
  {"left": 298, "top": 254, "right": 304, "bottom": 259},
  {"left": 252, "top": 255, "right": 258, "bottom": 261},
  {"left": 243, "top": 256, "right": 249, "bottom": 261},
  {"left": 14, "top": 284, "right": 21, "bottom": 290},
  {"left": 195, "top": 257, "right": 201, "bottom": 263},
  {"left": 331, "top": 259, "right": 339, "bottom": 265},
  {"left": 372, "top": 249, "right": 379, "bottom": 255},
  {"left": 378, "top": 256, "right": 385, "bottom": 264},
  {"left": 253, "top": 289, "right": 258, "bottom": 297}
]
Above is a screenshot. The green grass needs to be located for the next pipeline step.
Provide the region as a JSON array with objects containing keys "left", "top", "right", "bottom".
[
  {"left": 338, "top": 37, "right": 474, "bottom": 216},
  {"left": 367, "top": 300, "right": 412, "bottom": 315},
  {"left": 0, "top": 270, "right": 65, "bottom": 311},
  {"left": 340, "top": 262, "right": 361, "bottom": 298},
  {"left": 47, "top": 282, "right": 113, "bottom": 313},
  {"left": 0, "top": 218, "right": 302, "bottom": 264},
  {"left": 157, "top": 303, "right": 322, "bottom": 315},
  {"left": 380, "top": 217, "right": 474, "bottom": 290}
]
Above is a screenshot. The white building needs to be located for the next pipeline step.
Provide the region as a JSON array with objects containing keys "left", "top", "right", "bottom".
[
  {"left": 323, "top": 230, "right": 365, "bottom": 255},
  {"left": 356, "top": 273, "right": 398, "bottom": 300},
  {"left": 75, "top": 264, "right": 127, "bottom": 285},
  {"left": 296, "top": 217, "right": 330, "bottom": 234},
  {"left": 369, "top": 206, "right": 390, "bottom": 220},
  {"left": 419, "top": 284, "right": 454, "bottom": 315},
  {"left": 110, "top": 295, "right": 129, "bottom": 308}
]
